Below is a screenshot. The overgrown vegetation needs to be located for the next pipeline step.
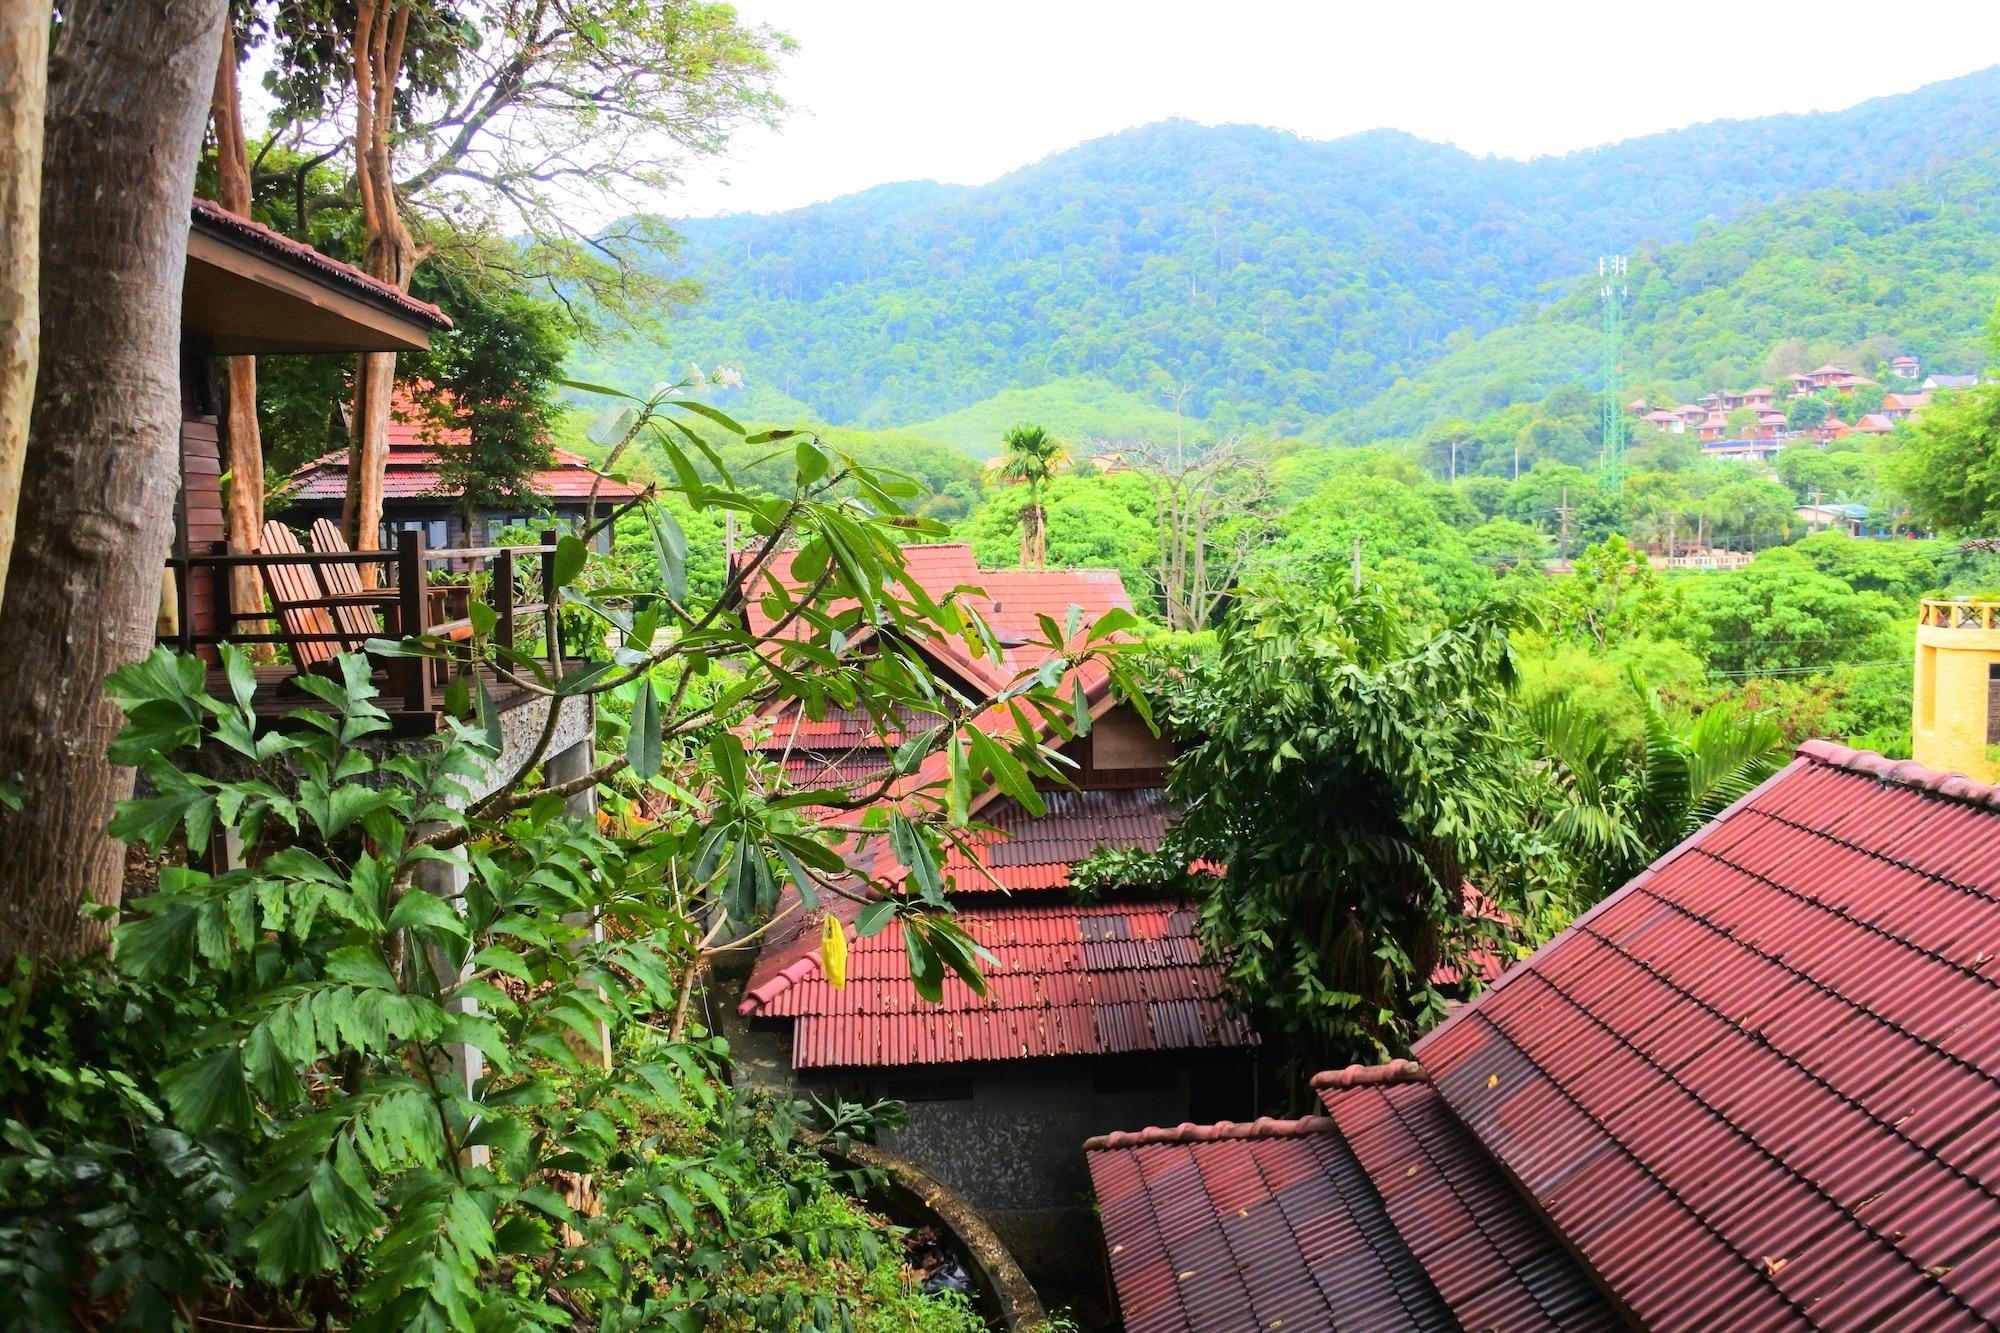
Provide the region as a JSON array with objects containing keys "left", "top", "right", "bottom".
[{"left": 0, "top": 392, "right": 1139, "bottom": 1328}]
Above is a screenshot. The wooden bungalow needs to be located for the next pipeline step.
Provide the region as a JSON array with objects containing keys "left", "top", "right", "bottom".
[{"left": 171, "top": 201, "right": 588, "bottom": 741}]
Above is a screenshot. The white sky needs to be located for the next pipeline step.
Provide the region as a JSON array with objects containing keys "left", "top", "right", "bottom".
[{"left": 671, "top": 0, "right": 2000, "bottom": 217}]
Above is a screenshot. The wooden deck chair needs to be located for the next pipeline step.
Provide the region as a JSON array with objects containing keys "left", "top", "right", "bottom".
[
  {"left": 307, "top": 518, "right": 383, "bottom": 650},
  {"left": 256, "top": 520, "right": 344, "bottom": 674}
]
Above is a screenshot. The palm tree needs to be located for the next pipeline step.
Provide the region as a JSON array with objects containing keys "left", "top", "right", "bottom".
[
  {"left": 1528, "top": 669, "right": 1788, "bottom": 899},
  {"left": 999, "top": 423, "right": 1066, "bottom": 568}
]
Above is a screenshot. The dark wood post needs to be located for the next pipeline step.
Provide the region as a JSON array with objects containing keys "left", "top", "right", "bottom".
[
  {"left": 174, "top": 556, "right": 193, "bottom": 654},
  {"left": 495, "top": 546, "right": 516, "bottom": 652},
  {"left": 397, "top": 527, "right": 431, "bottom": 714},
  {"left": 540, "top": 527, "right": 562, "bottom": 671}
]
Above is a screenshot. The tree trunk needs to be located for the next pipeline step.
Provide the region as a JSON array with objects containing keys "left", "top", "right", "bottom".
[
  {"left": 0, "top": 0, "right": 50, "bottom": 619},
  {"left": 209, "top": 21, "right": 266, "bottom": 628},
  {"left": 344, "top": 0, "right": 418, "bottom": 565},
  {"left": 0, "top": 0, "right": 229, "bottom": 967}
]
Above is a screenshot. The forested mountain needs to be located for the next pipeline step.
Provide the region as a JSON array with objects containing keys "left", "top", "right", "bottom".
[
  {"left": 1330, "top": 150, "right": 2000, "bottom": 441},
  {"left": 577, "top": 66, "right": 2000, "bottom": 439}
]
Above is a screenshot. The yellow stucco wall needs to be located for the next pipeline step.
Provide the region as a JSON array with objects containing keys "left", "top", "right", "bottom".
[{"left": 1911, "top": 622, "right": 2000, "bottom": 781}]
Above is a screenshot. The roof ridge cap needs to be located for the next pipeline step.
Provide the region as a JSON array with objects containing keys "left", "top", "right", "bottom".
[
  {"left": 1309, "top": 1059, "right": 1430, "bottom": 1091},
  {"left": 1796, "top": 738, "right": 2000, "bottom": 808},
  {"left": 1083, "top": 1115, "right": 1336, "bottom": 1151},
  {"left": 736, "top": 954, "right": 823, "bottom": 1015}
]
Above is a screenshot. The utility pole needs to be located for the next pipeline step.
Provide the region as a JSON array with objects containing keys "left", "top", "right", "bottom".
[
  {"left": 1558, "top": 486, "right": 1573, "bottom": 565},
  {"left": 1161, "top": 380, "right": 1191, "bottom": 470},
  {"left": 1599, "top": 255, "right": 1628, "bottom": 494}
]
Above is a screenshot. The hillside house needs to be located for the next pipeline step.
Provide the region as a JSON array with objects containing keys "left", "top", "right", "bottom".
[
  {"left": 1087, "top": 741, "right": 2000, "bottom": 1331},
  {"left": 727, "top": 544, "right": 1259, "bottom": 1289},
  {"left": 1925, "top": 374, "right": 1981, "bottom": 391},
  {"left": 1890, "top": 353, "right": 1921, "bottom": 378},
  {"left": 1880, "top": 391, "right": 1932, "bottom": 421},
  {"left": 280, "top": 395, "right": 643, "bottom": 557},
  {"left": 1640, "top": 408, "right": 1683, "bottom": 432},
  {"left": 1794, "top": 501, "right": 1870, "bottom": 535},
  {"left": 1850, "top": 412, "right": 1897, "bottom": 436}
]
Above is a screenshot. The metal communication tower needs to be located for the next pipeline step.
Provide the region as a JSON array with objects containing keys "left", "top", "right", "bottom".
[{"left": 1599, "top": 255, "right": 1628, "bottom": 492}]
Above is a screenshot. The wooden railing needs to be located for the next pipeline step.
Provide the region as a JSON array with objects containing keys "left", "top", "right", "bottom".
[
  {"left": 164, "top": 528, "right": 564, "bottom": 715},
  {"left": 1919, "top": 599, "right": 2000, "bottom": 631}
]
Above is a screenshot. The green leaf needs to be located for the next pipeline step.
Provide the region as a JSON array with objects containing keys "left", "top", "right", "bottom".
[
  {"left": 388, "top": 889, "right": 468, "bottom": 942},
  {"left": 114, "top": 903, "right": 200, "bottom": 979},
  {"left": 888, "top": 812, "right": 942, "bottom": 898},
  {"left": 247, "top": 1190, "right": 338, "bottom": 1282},
  {"left": 469, "top": 600, "right": 498, "bottom": 638},
  {"left": 160, "top": 1045, "right": 253, "bottom": 1135},
  {"left": 671, "top": 399, "right": 747, "bottom": 436},
  {"left": 855, "top": 899, "right": 897, "bottom": 938},
  {"left": 903, "top": 923, "right": 943, "bottom": 1003},
  {"left": 628, "top": 677, "right": 663, "bottom": 779},
  {"left": 474, "top": 674, "right": 504, "bottom": 754},
  {"left": 553, "top": 534, "right": 588, "bottom": 588},
  {"left": 1087, "top": 607, "right": 1139, "bottom": 642},
  {"left": 794, "top": 439, "right": 829, "bottom": 488},
  {"left": 559, "top": 377, "right": 643, "bottom": 402}
]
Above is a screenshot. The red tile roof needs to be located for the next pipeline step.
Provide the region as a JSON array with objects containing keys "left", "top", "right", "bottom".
[
  {"left": 870, "top": 786, "right": 1174, "bottom": 894},
  {"left": 741, "top": 542, "right": 1133, "bottom": 666},
  {"left": 1085, "top": 1062, "right": 1616, "bottom": 1332},
  {"left": 191, "top": 198, "right": 451, "bottom": 330},
  {"left": 287, "top": 395, "right": 643, "bottom": 505},
  {"left": 1089, "top": 741, "right": 2000, "bottom": 1329},
  {"left": 738, "top": 899, "right": 1254, "bottom": 1069},
  {"left": 1417, "top": 740, "right": 2000, "bottom": 1330}
]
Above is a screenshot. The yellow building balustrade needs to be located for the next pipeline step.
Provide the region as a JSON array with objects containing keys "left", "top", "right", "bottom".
[{"left": 1912, "top": 599, "right": 2000, "bottom": 781}]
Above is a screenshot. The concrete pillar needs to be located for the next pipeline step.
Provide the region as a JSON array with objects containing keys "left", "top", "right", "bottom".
[
  {"left": 548, "top": 737, "right": 612, "bottom": 1069},
  {"left": 410, "top": 836, "right": 488, "bottom": 1167}
]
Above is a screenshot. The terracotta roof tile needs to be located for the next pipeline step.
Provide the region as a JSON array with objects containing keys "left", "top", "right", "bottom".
[
  {"left": 1413, "top": 741, "right": 2000, "bottom": 1330},
  {"left": 1090, "top": 741, "right": 2000, "bottom": 1328},
  {"left": 738, "top": 899, "right": 1253, "bottom": 1069},
  {"left": 1089, "top": 1059, "right": 1616, "bottom": 1332},
  {"left": 866, "top": 786, "right": 1174, "bottom": 894},
  {"left": 286, "top": 393, "right": 642, "bottom": 505}
]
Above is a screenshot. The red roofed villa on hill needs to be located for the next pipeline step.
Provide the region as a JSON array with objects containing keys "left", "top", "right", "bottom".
[{"left": 1088, "top": 739, "right": 2000, "bottom": 1330}]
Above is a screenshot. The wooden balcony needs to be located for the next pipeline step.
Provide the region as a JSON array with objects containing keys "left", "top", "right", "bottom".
[{"left": 161, "top": 528, "right": 575, "bottom": 735}]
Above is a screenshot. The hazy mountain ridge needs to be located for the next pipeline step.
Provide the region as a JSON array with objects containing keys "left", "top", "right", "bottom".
[{"left": 570, "top": 65, "right": 2000, "bottom": 442}]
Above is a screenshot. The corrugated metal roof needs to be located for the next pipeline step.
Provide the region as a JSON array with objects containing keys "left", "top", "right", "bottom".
[
  {"left": 1085, "top": 1063, "right": 1615, "bottom": 1332},
  {"left": 739, "top": 900, "right": 1254, "bottom": 1069},
  {"left": 1415, "top": 740, "right": 2000, "bottom": 1330}
]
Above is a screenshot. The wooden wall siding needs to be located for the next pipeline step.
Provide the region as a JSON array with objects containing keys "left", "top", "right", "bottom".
[
  {"left": 1054, "top": 703, "right": 1172, "bottom": 789},
  {"left": 180, "top": 416, "right": 225, "bottom": 652}
]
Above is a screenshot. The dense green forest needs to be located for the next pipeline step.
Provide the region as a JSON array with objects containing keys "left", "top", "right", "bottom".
[{"left": 573, "top": 66, "right": 2000, "bottom": 440}]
